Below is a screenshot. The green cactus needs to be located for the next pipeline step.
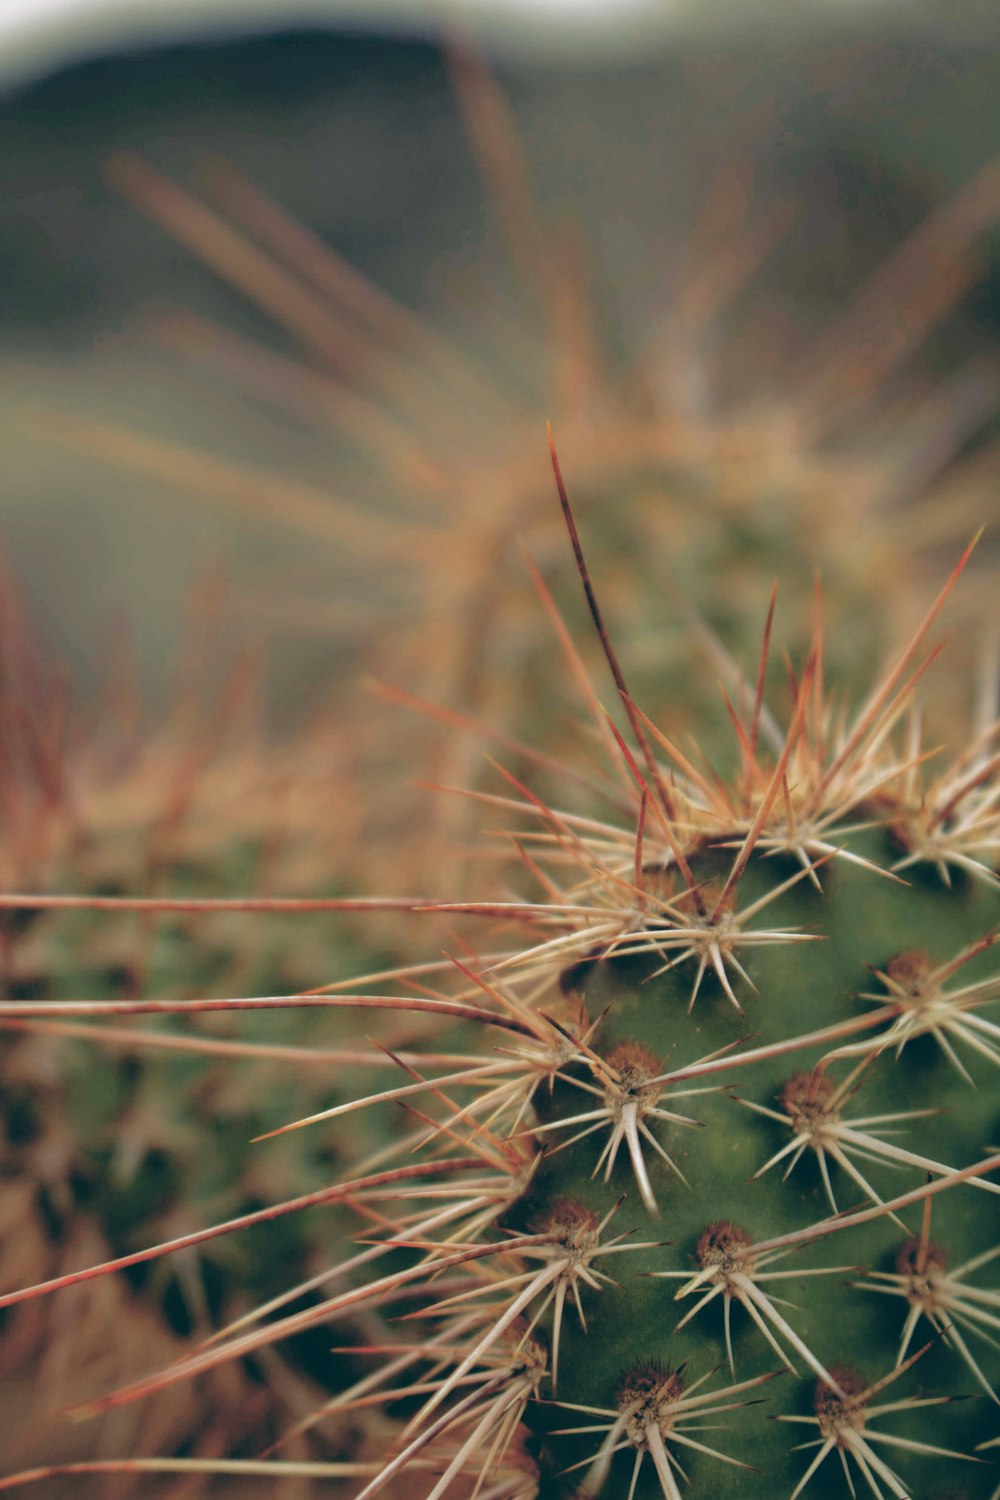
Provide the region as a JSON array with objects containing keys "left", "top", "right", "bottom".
[
  {"left": 0, "top": 595, "right": 430, "bottom": 1493},
  {"left": 1, "top": 446, "right": 997, "bottom": 1499}
]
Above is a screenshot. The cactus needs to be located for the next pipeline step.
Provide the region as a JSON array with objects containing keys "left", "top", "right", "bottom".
[
  {"left": 8, "top": 57, "right": 1000, "bottom": 1498},
  {"left": 0, "top": 584, "right": 436, "bottom": 1492},
  {"left": 1, "top": 437, "right": 997, "bottom": 1498}
]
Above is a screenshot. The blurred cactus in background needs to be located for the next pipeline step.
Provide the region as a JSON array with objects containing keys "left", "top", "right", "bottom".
[{"left": 0, "top": 569, "right": 450, "bottom": 1492}]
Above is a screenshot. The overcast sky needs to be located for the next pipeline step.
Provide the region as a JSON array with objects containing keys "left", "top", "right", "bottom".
[
  {"left": 0, "top": 0, "right": 682, "bottom": 84},
  {"left": 1, "top": 0, "right": 936, "bottom": 88}
]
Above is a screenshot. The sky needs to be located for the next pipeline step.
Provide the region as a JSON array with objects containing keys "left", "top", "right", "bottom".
[
  {"left": 0, "top": 0, "right": 673, "bottom": 85},
  {"left": 0, "top": 0, "right": 944, "bottom": 87}
]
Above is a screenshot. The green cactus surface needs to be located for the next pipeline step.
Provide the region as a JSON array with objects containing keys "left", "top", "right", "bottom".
[{"left": 510, "top": 830, "right": 999, "bottom": 1497}]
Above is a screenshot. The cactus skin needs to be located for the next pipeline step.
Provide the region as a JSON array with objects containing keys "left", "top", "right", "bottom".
[
  {"left": 509, "top": 833, "right": 999, "bottom": 1497},
  {"left": 1, "top": 499, "right": 999, "bottom": 1500}
]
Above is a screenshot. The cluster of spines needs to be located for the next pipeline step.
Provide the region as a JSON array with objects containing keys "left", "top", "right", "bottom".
[{"left": 0, "top": 464, "right": 998, "bottom": 1498}]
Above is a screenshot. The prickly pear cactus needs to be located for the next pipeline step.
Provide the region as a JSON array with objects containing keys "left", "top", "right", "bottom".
[{"left": 1, "top": 467, "right": 998, "bottom": 1500}]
